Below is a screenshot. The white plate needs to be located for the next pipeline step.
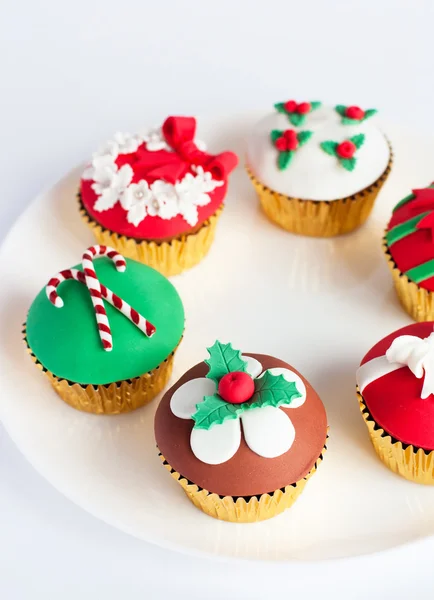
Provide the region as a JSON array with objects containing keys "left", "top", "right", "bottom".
[{"left": 1, "top": 114, "right": 434, "bottom": 563}]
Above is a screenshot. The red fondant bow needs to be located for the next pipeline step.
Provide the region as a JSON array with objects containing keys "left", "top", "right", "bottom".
[
  {"left": 162, "top": 116, "right": 238, "bottom": 180},
  {"left": 131, "top": 116, "right": 238, "bottom": 185}
]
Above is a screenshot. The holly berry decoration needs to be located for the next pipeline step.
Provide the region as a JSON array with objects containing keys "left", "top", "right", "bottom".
[
  {"left": 274, "top": 100, "right": 321, "bottom": 126},
  {"left": 191, "top": 341, "right": 302, "bottom": 430},
  {"left": 218, "top": 371, "right": 255, "bottom": 404},
  {"left": 270, "top": 129, "right": 313, "bottom": 170},
  {"left": 320, "top": 134, "right": 365, "bottom": 172},
  {"left": 335, "top": 104, "right": 377, "bottom": 125}
]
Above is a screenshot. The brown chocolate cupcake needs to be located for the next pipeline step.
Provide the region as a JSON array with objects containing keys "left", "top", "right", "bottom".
[{"left": 154, "top": 341, "right": 328, "bottom": 522}]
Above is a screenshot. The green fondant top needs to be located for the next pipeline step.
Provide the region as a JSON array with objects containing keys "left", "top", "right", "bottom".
[{"left": 26, "top": 257, "right": 184, "bottom": 385}]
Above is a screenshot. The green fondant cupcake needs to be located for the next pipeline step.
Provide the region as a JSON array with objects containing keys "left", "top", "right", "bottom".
[{"left": 24, "top": 245, "right": 184, "bottom": 414}]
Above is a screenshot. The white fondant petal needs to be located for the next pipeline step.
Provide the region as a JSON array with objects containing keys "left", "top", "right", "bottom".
[
  {"left": 170, "top": 377, "right": 216, "bottom": 420},
  {"left": 258, "top": 368, "right": 307, "bottom": 408},
  {"left": 242, "top": 355, "right": 262, "bottom": 378},
  {"left": 190, "top": 418, "right": 241, "bottom": 465},
  {"left": 241, "top": 406, "right": 295, "bottom": 458}
]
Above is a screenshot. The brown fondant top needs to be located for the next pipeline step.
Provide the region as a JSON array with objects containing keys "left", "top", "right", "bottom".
[{"left": 154, "top": 353, "right": 328, "bottom": 497}]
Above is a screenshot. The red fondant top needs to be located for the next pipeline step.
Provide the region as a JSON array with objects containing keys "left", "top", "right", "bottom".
[
  {"left": 80, "top": 116, "right": 238, "bottom": 241},
  {"left": 387, "top": 186, "right": 434, "bottom": 291},
  {"left": 361, "top": 322, "right": 434, "bottom": 450}
]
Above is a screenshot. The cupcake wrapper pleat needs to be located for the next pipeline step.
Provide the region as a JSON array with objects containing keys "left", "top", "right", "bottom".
[
  {"left": 79, "top": 194, "right": 222, "bottom": 277},
  {"left": 383, "top": 236, "right": 434, "bottom": 321},
  {"left": 23, "top": 326, "right": 177, "bottom": 415},
  {"left": 158, "top": 440, "right": 327, "bottom": 523},
  {"left": 358, "top": 388, "right": 434, "bottom": 484},
  {"left": 246, "top": 155, "right": 392, "bottom": 238}
]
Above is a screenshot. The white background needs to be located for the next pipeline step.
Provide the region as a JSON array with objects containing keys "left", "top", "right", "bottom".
[{"left": 2, "top": 1, "right": 434, "bottom": 598}]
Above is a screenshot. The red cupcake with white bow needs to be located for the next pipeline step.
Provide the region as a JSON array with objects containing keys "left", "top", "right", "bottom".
[
  {"left": 79, "top": 116, "right": 238, "bottom": 276},
  {"left": 357, "top": 321, "right": 434, "bottom": 483}
]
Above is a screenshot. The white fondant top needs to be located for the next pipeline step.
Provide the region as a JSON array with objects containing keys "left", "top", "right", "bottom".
[
  {"left": 169, "top": 356, "right": 307, "bottom": 465},
  {"left": 246, "top": 105, "right": 390, "bottom": 201}
]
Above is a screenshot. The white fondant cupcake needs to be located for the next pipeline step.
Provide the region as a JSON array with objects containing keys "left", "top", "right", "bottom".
[{"left": 246, "top": 101, "right": 392, "bottom": 237}]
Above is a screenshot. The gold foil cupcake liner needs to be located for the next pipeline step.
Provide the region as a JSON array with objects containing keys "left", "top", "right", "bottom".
[
  {"left": 158, "top": 441, "right": 326, "bottom": 523},
  {"left": 246, "top": 154, "right": 392, "bottom": 237},
  {"left": 23, "top": 326, "right": 176, "bottom": 415},
  {"left": 358, "top": 388, "right": 434, "bottom": 484},
  {"left": 78, "top": 194, "right": 221, "bottom": 277},
  {"left": 383, "top": 236, "right": 434, "bottom": 321}
]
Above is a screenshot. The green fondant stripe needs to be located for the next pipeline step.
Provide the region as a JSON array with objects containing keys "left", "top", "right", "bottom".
[
  {"left": 393, "top": 184, "right": 434, "bottom": 213},
  {"left": 385, "top": 212, "right": 429, "bottom": 246},
  {"left": 392, "top": 193, "right": 415, "bottom": 213},
  {"left": 405, "top": 259, "right": 434, "bottom": 284}
]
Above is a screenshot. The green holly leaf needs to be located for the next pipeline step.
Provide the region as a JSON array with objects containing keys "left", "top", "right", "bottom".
[
  {"left": 270, "top": 129, "right": 283, "bottom": 143},
  {"left": 311, "top": 101, "right": 322, "bottom": 111},
  {"left": 192, "top": 394, "right": 242, "bottom": 430},
  {"left": 243, "top": 371, "right": 302, "bottom": 411},
  {"left": 335, "top": 105, "right": 346, "bottom": 117},
  {"left": 341, "top": 117, "right": 360, "bottom": 125},
  {"left": 350, "top": 133, "right": 365, "bottom": 149},
  {"left": 205, "top": 340, "right": 247, "bottom": 384},
  {"left": 297, "top": 130, "right": 313, "bottom": 146},
  {"left": 278, "top": 151, "right": 293, "bottom": 170},
  {"left": 340, "top": 157, "right": 356, "bottom": 172},
  {"left": 288, "top": 113, "right": 305, "bottom": 126},
  {"left": 320, "top": 140, "right": 338, "bottom": 156},
  {"left": 274, "top": 102, "right": 287, "bottom": 114},
  {"left": 364, "top": 108, "right": 378, "bottom": 119}
]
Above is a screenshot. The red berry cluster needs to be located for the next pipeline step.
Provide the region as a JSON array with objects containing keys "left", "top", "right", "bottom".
[
  {"left": 345, "top": 106, "right": 365, "bottom": 120},
  {"left": 336, "top": 141, "right": 356, "bottom": 159},
  {"left": 274, "top": 129, "right": 298, "bottom": 152},
  {"left": 284, "top": 100, "right": 311, "bottom": 115}
]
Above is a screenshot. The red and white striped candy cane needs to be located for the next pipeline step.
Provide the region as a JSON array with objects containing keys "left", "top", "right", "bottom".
[
  {"left": 81, "top": 245, "right": 126, "bottom": 350},
  {"left": 45, "top": 246, "right": 156, "bottom": 351}
]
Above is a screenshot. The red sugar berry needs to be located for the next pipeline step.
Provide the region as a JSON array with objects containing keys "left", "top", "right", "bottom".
[
  {"left": 337, "top": 140, "right": 356, "bottom": 159},
  {"left": 284, "top": 100, "right": 297, "bottom": 113},
  {"left": 296, "top": 102, "right": 311, "bottom": 115},
  {"left": 275, "top": 136, "right": 288, "bottom": 151},
  {"left": 283, "top": 129, "right": 298, "bottom": 151},
  {"left": 345, "top": 105, "right": 365, "bottom": 120},
  {"left": 218, "top": 371, "right": 255, "bottom": 404}
]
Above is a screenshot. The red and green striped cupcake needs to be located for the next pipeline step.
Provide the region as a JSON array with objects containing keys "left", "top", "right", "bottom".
[{"left": 384, "top": 184, "right": 434, "bottom": 320}]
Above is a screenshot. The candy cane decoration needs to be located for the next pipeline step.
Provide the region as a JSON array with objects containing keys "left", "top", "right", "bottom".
[
  {"left": 46, "top": 246, "right": 156, "bottom": 351},
  {"left": 81, "top": 246, "right": 125, "bottom": 350}
]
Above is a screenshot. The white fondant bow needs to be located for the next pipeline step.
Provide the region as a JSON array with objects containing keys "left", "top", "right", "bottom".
[
  {"left": 385, "top": 334, "right": 434, "bottom": 399},
  {"left": 357, "top": 332, "right": 434, "bottom": 400}
]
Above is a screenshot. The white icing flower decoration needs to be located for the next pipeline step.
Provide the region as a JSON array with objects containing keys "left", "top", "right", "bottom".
[
  {"left": 386, "top": 333, "right": 434, "bottom": 399},
  {"left": 120, "top": 180, "right": 153, "bottom": 227},
  {"left": 149, "top": 180, "right": 180, "bottom": 220},
  {"left": 92, "top": 163, "right": 133, "bottom": 212},
  {"left": 142, "top": 128, "right": 171, "bottom": 152},
  {"left": 175, "top": 166, "right": 224, "bottom": 226},
  {"left": 170, "top": 354, "right": 306, "bottom": 465},
  {"left": 112, "top": 132, "right": 143, "bottom": 155}
]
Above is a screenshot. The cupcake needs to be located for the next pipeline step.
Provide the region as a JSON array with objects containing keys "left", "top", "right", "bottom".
[
  {"left": 79, "top": 116, "right": 238, "bottom": 276},
  {"left": 384, "top": 184, "right": 434, "bottom": 321},
  {"left": 246, "top": 101, "right": 391, "bottom": 237},
  {"left": 154, "top": 341, "right": 328, "bottom": 522},
  {"left": 356, "top": 322, "right": 434, "bottom": 483},
  {"left": 24, "top": 245, "right": 184, "bottom": 414}
]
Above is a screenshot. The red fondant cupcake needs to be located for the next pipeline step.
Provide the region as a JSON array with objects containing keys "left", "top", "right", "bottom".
[
  {"left": 154, "top": 341, "right": 328, "bottom": 522},
  {"left": 384, "top": 184, "right": 434, "bottom": 320},
  {"left": 79, "top": 117, "right": 238, "bottom": 276},
  {"left": 357, "top": 322, "right": 434, "bottom": 483}
]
